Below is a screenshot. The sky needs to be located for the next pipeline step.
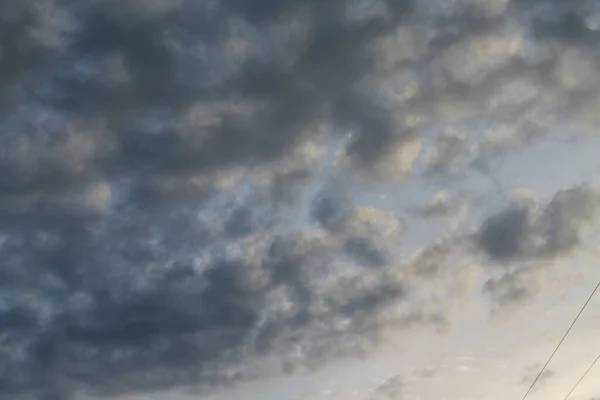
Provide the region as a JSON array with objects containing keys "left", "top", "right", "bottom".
[{"left": 2, "top": 0, "right": 600, "bottom": 399}]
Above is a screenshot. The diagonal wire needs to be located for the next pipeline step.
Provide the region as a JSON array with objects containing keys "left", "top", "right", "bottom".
[
  {"left": 563, "top": 352, "right": 600, "bottom": 400},
  {"left": 520, "top": 279, "right": 600, "bottom": 400}
]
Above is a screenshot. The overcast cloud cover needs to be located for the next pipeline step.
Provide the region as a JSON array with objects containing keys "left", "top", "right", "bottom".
[{"left": 2, "top": 0, "right": 600, "bottom": 399}]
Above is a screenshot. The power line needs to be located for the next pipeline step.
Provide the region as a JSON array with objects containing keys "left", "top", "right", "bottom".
[
  {"left": 520, "top": 279, "right": 600, "bottom": 400},
  {"left": 563, "top": 352, "right": 600, "bottom": 400}
]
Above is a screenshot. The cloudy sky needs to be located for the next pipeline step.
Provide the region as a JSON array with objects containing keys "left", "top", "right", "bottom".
[{"left": 2, "top": 0, "right": 600, "bottom": 399}]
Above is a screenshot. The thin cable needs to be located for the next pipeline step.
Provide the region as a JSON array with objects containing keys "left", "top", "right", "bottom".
[
  {"left": 520, "top": 279, "right": 600, "bottom": 400},
  {"left": 563, "top": 352, "right": 600, "bottom": 400}
]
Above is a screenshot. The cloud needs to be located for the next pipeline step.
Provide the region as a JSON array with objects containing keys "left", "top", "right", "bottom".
[
  {"left": 519, "top": 366, "right": 554, "bottom": 391},
  {"left": 1, "top": 0, "right": 598, "bottom": 203},
  {"left": 478, "top": 205, "right": 530, "bottom": 261},
  {"left": 475, "top": 183, "right": 600, "bottom": 310},
  {"left": 3, "top": 0, "right": 600, "bottom": 398},
  {"left": 476, "top": 184, "right": 600, "bottom": 262},
  {"left": 411, "top": 190, "right": 469, "bottom": 229},
  {"left": 423, "top": 131, "right": 470, "bottom": 177},
  {"left": 0, "top": 0, "right": 415, "bottom": 204},
  {"left": 483, "top": 268, "right": 541, "bottom": 310},
  {"left": 371, "top": 375, "right": 403, "bottom": 400},
  {"left": 344, "top": 236, "right": 389, "bottom": 268},
  {"left": 405, "top": 240, "right": 456, "bottom": 279},
  {"left": 311, "top": 181, "right": 354, "bottom": 232},
  {"left": 0, "top": 190, "right": 434, "bottom": 398},
  {"left": 404, "top": 182, "right": 600, "bottom": 312},
  {"left": 0, "top": 0, "right": 418, "bottom": 393}
]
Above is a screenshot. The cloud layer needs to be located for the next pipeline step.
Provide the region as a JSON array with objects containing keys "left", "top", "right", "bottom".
[{"left": 2, "top": 0, "right": 600, "bottom": 398}]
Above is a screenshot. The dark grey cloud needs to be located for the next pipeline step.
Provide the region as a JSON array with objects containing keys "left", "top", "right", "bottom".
[
  {"left": 477, "top": 184, "right": 600, "bottom": 262},
  {"left": 477, "top": 184, "right": 600, "bottom": 310},
  {"left": 0, "top": 197, "right": 423, "bottom": 398},
  {"left": 344, "top": 236, "right": 389, "bottom": 268},
  {"left": 478, "top": 205, "right": 530, "bottom": 261},
  {"left": 483, "top": 269, "right": 538, "bottom": 308},
  {"left": 2, "top": 0, "right": 600, "bottom": 398},
  {"left": 514, "top": 0, "right": 595, "bottom": 44},
  {"left": 0, "top": 0, "right": 410, "bottom": 203},
  {"left": 270, "top": 168, "right": 312, "bottom": 204},
  {"left": 311, "top": 182, "right": 353, "bottom": 231},
  {"left": 0, "top": 0, "right": 421, "bottom": 393},
  {"left": 1, "top": 0, "right": 596, "bottom": 201}
]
